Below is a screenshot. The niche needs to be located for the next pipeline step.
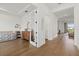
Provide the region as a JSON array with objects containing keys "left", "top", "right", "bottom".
[{"left": 31, "top": 30, "right": 35, "bottom": 42}]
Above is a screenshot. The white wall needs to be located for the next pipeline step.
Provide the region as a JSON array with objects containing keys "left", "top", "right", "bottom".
[
  {"left": 74, "top": 4, "right": 79, "bottom": 49},
  {"left": 21, "top": 12, "right": 32, "bottom": 31},
  {"left": 0, "top": 14, "right": 21, "bottom": 31},
  {"left": 36, "top": 9, "right": 45, "bottom": 47},
  {"left": 33, "top": 4, "right": 58, "bottom": 47},
  {"left": 48, "top": 14, "right": 57, "bottom": 40},
  {"left": 58, "top": 21, "right": 65, "bottom": 33},
  {"left": 44, "top": 14, "right": 57, "bottom": 40}
]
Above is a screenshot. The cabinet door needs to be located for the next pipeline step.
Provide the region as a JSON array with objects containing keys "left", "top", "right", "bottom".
[
  {"left": 22, "top": 32, "right": 26, "bottom": 40},
  {"left": 22, "top": 32, "right": 30, "bottom": 40},
  {"left": 26, "top": 32, "right": 30, "bottom": 40}
]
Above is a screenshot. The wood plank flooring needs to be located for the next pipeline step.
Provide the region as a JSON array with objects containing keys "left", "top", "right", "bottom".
[{"left": 0, "top": 37, "right": 79, "bottom": 56}]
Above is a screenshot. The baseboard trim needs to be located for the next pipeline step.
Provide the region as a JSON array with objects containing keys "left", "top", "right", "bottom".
[
  {"left": 48, "top": 34, "right": 57, "bottom": 40},
  {"left": 74, "top": 42, "right": 79, "bottom": 50}
]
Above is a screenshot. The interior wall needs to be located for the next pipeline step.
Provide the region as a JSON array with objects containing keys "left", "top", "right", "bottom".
[
  {"left": 0, "top": 14, "right": 21, "bottom": 31},
  {"left": 21, "top": 13, "right": 32, "bottom": 31},
  {"left": 32, "top": 4, "right": 58, "bottom": 48},
  {"left": 33, "top": 4, "right": 58, "bottom": 48},
  {"left": 44, "top": 14, "right": 57, "bottom": 40},
  {"left": 74, "top": 4, "right": 79, "bottom": 49},
  {"left": 43, "top": 16, "right": 49, "bottom": 39},
  {"left": 36, "top": 9, "right": 45, "bottom": 47},
  {"left": 58, "top": 20, "right": 65, "bottom": 33}
]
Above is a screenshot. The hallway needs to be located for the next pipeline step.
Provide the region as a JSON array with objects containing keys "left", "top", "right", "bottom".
[{"left": 0, "top": 34, "right": 79, "bottom": 56}]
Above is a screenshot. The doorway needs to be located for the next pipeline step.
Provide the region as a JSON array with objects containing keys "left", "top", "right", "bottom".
[
  {"left": 67, "top": 23, "right": 74, "bottom": 39},
  {"left": 55, "top": 7, "right": 74, "bottom": 40}
]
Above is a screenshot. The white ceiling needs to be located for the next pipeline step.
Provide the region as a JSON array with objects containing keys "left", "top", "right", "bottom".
[
  {"left": 54, "top": 7, "right": 74, "bottom": 23},
  {"left": 45, "top": 3, "right": 63, "bottom": 11},
  {"left": 45, "top": 3, "right": 75, "bottom": 12},
  {"left": 0, "top": 3, "right": 74, "bottom": 21},
  {"left": 43, "top": 3, "right": 74, "bottom": 23},
  {"left": 54, "top": 7, "right": 74, "bottom": 19},
  {"left": 44, "top": 3, "right": 74, "bottom": 24},
  {"left": 0, "top": 3, "right": 37, "bottom": 16},
  {"left": 0, "top": 3, "right": 28, "bottom": 12}
]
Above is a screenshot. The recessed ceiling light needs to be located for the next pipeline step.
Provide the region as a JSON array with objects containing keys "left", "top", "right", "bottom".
[
  {"left": 35, "top": 10, "right": 37, "bottom": 13},
  {"left": 25, "top": 10, "right": 28, "bottom": 12},
  {"left": 57, "top": 3, "right": 62, "bottom": 5}
]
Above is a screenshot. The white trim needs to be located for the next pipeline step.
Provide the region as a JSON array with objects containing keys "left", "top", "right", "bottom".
[
  {"left": 74, "top": 42, "right": 79, "bottom": 49},
  {"left": 0, "top": 8, "right": 9, "bottom": 12},
  {"left": 48, "top": 34, "right": 57, "bottom": 40}
]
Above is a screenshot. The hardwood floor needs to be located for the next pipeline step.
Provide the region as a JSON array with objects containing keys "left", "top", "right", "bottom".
[
  {"left": 0, "top": 36, "right": 79, "bottom": 56},
  {"left": 0, "top": 39, "right": 30, "bottom": 56}
]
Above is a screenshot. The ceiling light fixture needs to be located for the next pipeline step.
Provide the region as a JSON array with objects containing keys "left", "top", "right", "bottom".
[
  {"left": 58, "top": 3, "right": 62, "bottom": 5},
  {"left": 35, "top": 10, "right": 37, "bottom": 13},
  {"left": 25, "top": 10, "right": 28, "bottom": 12}
]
